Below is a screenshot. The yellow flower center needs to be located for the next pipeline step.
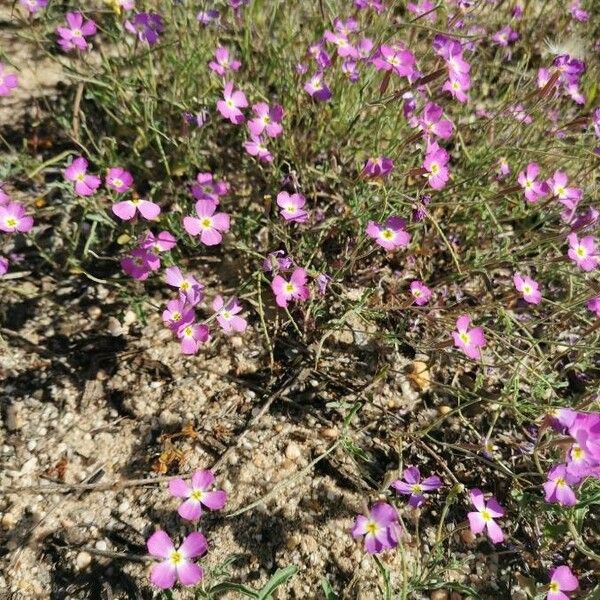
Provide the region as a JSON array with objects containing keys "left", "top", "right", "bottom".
[
  {"left": 549, "top": 582, "right": 560, "bottom": 592},
  {"left": 522, "top": 284, "right": 532, "bottom": 294},
  {"left": 365, "top": 521, "right": 379, "bottom": 535},
  {"left": 430, "top": 162, "right": 439, "bottom": 174},
  {"left": 181, "top": 281, "right": 190, "bottom": 290},
  {"left": 381, "top": 229, "right": 394, "bottom": 240},
  {"left": 112, "top": 177, "right": 124, "bottom": 188},
  {"left": 459, "top": 332, "right": 470, "bottom": 344},
  {"left": 480, "top": 509, "right": 491, "bottom": 522},
  {"left": 284, "top": 282, "right": 296, "bottom": 294},
  {"left": 575, "top": 246, "right": 586, "bottom": 258},
  {"left": 169, "top": 550, "right": 183, "bottom": 566},
  {"left": 226, "top": 99, "right": 234, "bottom": 108},
  {"left": 201, "top": 217, "right": 213, "bottom": 228},
  {"left": 222, "top": 310, "right": 232, "bottom": 320},
  {"left": 184, "top": 326, "right": 193, "bottom": 336},
  {"left": 172, "top": 311, "right": 182, "bottom": 322},
  {"left": 190, "top": 489, "right": 204, "bottom": 502},
  {"left": 411, "top": 484, "right": 423, "bottom": 494},
  {"left": 72, "top": 28, "right": 82, "bottom": 37},
  {"left": 6, "top": 217, "right": 17, "bottom": 227}
]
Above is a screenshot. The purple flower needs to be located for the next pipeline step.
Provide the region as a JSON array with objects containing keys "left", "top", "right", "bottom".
[
  {"left": 491, "top": 26, "right": 519, "bottom": 47},
  {"left": 442, "top": 73, "right": 470, "bottom": 103},
  {"left": 517, "top": 162, "right": 549, "bottom": 203},
  {"left": 169, "top": 469, "right": 227, "bottom": 520},
  {"left": 587, "top": 296, "right": 600, "bottom": 318},
  {"left": 423, "top": 142, "right": 450, "bottom": 190},
  {"left": 248, "top": 103, "right": 284, "bottom": 138},
  {"left": 64, "top": 157, "right": 101, "bottom": 197},
  {"left": 183, "top": 199, "right": 230, "bottom": 246},
  {"left": 0, "top": 256, "right": 8, "bottom": 277},
  {"left": 391, "top": 466, "right": 442, "bottom": 507},
  {"left": 19, "top": 0, "right": 48, "bottom": 13},
  {"left": 162, "top": 298, "right": 195, "bottom": 331},
  {"left": 418, "top": 103, "right": 453, "bottom": 140},
  {"left": 106, "top": 167, "right": 133, "bottom": 193},
  {"left": 407, "top": 0, "right": 437, "bottom": 22},
  {"left": 217, "top": 81, "right": 248, "bottom": 124},
  {"left": 362, "top": 156, "right": 394, "bottom": 178},
  {"left": 323, "top": 30, "right": 358, "bottom": 59},
  {"left": 121, "top": 247, "right": 159, "bottom": 280},
  {"left": 355, "top": 0, "right": 385, "bottom": 12},
  {"left": 0, "top": 202, "right": 33, "bottom": 234},
  {"left": 112, "top": 197, "right": 160, "bottom": 221},
  {"left": 212, "top": 296, "right": 247, "bottom": 333},
  {"left": 543, "top": 465, "right": 579, "bottom": 507},
  {"left": 56, "top": 12, "right": 97, "bottom": 52},
  {"left": 569, "top": 0, "right": 589, "bottom": 22},
  {"left": 140, "top": 230, "right": 177, "bottom": 254},
  {"left": 304, "top": 73, "right": 332, "bottom": 102},
  {"left": 372, "top": 44, "right": 416, "bottom": 78},
  {"left": 315, "top": 273, "right": 331, "bottom": 295},
  {"left": 125, "top": 12, "right": 164, "bottom": 45},
  {"left": 366, "top": 216, "right": 411, "bottom": 251},
  {"left": 197, "top": 9, "right": 220, "bottom": 24},
  {"left": 191, "top": 172, "right": 229, "bottom": 204},
  {"left": 177, "top": 321, "right": 210, "bottom": 354},
  {"left": 452, "top": 314, "right": 486, "bottom": 360},
  {"left": 410, "top": 280, "right": 432, "bottom": 305},
  {"left": 165, "top": 267, "right": 204, "bottom": 306},
  {"left": 567, "top": 233, "right": 599, "bottom": 271},
  {"left": 0, "top": 64, "right": 18, "bottom": 97},
  {"left": 547, "top": 565, "right": 579, "bottom": 600},
  {"left": 262, "top": 250, "right": 293, "bottom": 274},
  {"left": 513, "top": 273, "right": 542, "bottom": 305},
  {"left": 147, "top": 530, "right": 207, "bottom": 589},
  {"left": 209, "top": 46, "right": 241, "bottom": 76},
  {"left": 243, "top": 136, "right": 273, "bottom": 162},
  {"left": 547, "top": 171, "right": 582, "bottom": 204},
  {"left": 351, "top": 502, "right": 401, "bottom": 554},
  {"left": 276, "top": 191, "right": 308, "bottom": 223},
  {"left": 271, "top": 268, "right": 310, "bottom": 308},
  {"left": 467, "top": 488, "right": 505, "bottom": 544}
]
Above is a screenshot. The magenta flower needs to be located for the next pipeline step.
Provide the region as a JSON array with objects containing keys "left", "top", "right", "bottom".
[
  {"left": 304, "top": 73, "right": 332, "bottom": 102},
  {"left": 407, "top": 0, "right": 437, "bottom": 22},
  {"left": 271, "top": 267, "right": 310, "bottom": 308},
  {"left": 0, "top": 187, "right": 9, "bottom": 205},
  {"left": 183, "top": 199, "right": 230, "bottom": 246},
  {"left": 355, "top": 0, "right": 385, "bottom": 12},
  {"left": 517, "top": 162, "right": 548, "bottom": 203},
  {"left": 124, "top": 12, "right": 164, "bottom": 45},
  {"left": 0, "top": 64, "right": 18, "bottom": 97},
  {"left": 342, "top": 60, "right": 360, "bottom": 82},
  {"left": 547, "top": 171, "right": 582, "bottom": 204},
  {"left": 19, "top": 0, "right": 48, "bottom": 13},
  {"left": 243, "top": 136, "right": 273, "bottom": 163},
  {"left": 191, "top": 172, "right": 229, "bottom": 204},
  {"left": 212, "top": 296, "right": 247, "bottom": 333},
  {"left": 567, "top": 233, "right": 599, "bottom": 271},
  {"left": 423, "top": 142, "right": 450, "bottom": 190},
  {"left": 197, "top": 9, "right": 220, "bottom": 24},
  {"left": 467, "top": 488, "right": 505, "bottom": 544},
  {"left": 513, "top": 273, "right": 542, "bottom": 304},
  {"left": 177, "top": 321, "right": 210, "bottom": 354},
  {"left": 140, "top": 230, "right": 177, "bottom": 254},
  {"left": 410, "top": 280, "right": 432, "bottom": 305},
  {"left": 248, "top": 103, "right": 284, "bottom": 138},
  {"left": 0, "top": 202, "right": 33, "bottom": 234},
  {"left": 543, "top": 465, "right": 579, "bottom": 507},
  {"left": 112, "top": 197, "right": 160, "bottom": 221},
  {"left": 569, "top": 0, "right": 589, "bottom": 22},
  {"left": 351, "top": 502, "right": 401, "bottom": 554},
  {"left": 208, "top": 46, "right": 241, "bottom": 76},
  {"left": 315, "top": 273, "right": 331, "bottom": 295},
  {"left": 0, "top": 256, "right": 8, "bottom": 277},
  {"left": 362, "top": 156, "right": 394, "bottom": 178},
  {"left": 262, "top": 250, "right": 293, "bottom": 273},
  {"left": 162, "top": 298, "right": 195, "bottom": 331},
  {"left": 418, "top": 103, "right": 453, "bottom": 140},
  {"left": 217, "top": 81, "right": 248, "bottom": 124},
  {"left": 121, "top": 247, "right": 159, "bottom": 280},
  {"left": 491, "top": 26, "right": 519, "bottom": 47},
  {"left": 147, "top": 530, "right": 207, "bottom": 589},
  {"left": 334, "top": 17, "right": 359, "bottom": 36},
  {"left": 169, "top": 469, "right": 227, "bottom": 521},
  {"left": 276, "top": 191, "right": 309, "bottom": 223},
  {"left": 106, "top": 167, "right": 133, "bottom": 193},
  {"left": 366, "top": 216, "right": 411, "bottom": 251},
  {"left": 587, "top": 296, "right": 600, "bottom": 318},
  {"left": 452, "top": 314, "right": 486, "bottom": 360},
  {"left": 391, "top": 466, "right": 442, "bottom": 508},
  {"left": 442, "top": 73, "right": 470, "bottom": 103},
  {"left": 64, "top": 157, "right": 101, "bottom": 197},
  {"left": 56, "top": 12, "right": 97, "bottom": 52},
  {"left": 547, "top": 566, "right": 579, "bottom": 600},
  {"left": 323, "top": 30, "right": 358, "bottom": 59},
  {"left": 496, "top": 157, "right": 510, "bottom": 179},
  {"left": 372, "top": 44, "right": 415, "bottom": 78},
  {"left": 165, "top": 266, "right": 204, "bottom": 305}
]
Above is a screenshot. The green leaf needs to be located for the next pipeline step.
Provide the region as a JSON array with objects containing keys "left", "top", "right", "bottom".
[
  {"left": 208, "top": 582, "right": 259, "bottom": 598},
  {"left": 256, "top": 566, "right": 299, "bottom": 600},
  {"left": 321, "top": 577, "right": 339, "bottom": 600}
]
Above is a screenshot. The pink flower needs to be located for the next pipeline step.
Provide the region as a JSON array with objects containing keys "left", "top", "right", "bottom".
[
  {"left": 517, "top": 162, "right": 548, "bottom": 203},
  {"left": 216, "top": 81, "right": 248, "bottom": 124},
  {"left": 208, "top": 46, "right": 241, "bottom": 76},
  {"left": 366, "top": 216, "right": 411, "bottom": 251},
  {"left": 276, "top": 191, "right": 308, "bottom": 223},
  {"left": 183, "top": 199, "right": 230, "bottom": 246},
  {"left": 243, "top": 136, "right": 273, "bottom": 162},
  {"left": 567, "top": 233, "right": 599, "bottom": 271},
  {"left": 543, "top": 465, "right": 579, "bottom": 507},
  {"left": 587, "top": 295, "right": 600, "bottom": 317},
  {"left": 304, "top": 73, "right": 332, "bottom": 102},
  {"left": 162, "top": 298, "right": 195, "bottom": 331},
  {"left": 248, "top": 103, "right": 284, "bottom": 138},
  {"left": 169, "top": 469, "right": 227, "bottom": 520},
  {"left": 372, "top": 44, "right": 416, "bottom": 78},
  {"left": 165, "top": 266, "right": 204, "bottom": 305},
  {"left": 491, "top": 26, "right": 519, "bottom": 47},
  {"left": 271, "top": 267, "right": 310, "bottom": 308},
  {"left": 547, "top": 565, "right": 579, "bottom": 600},
  {"left": 496, "top": 157, "right": 510, "bottom": 179},
  {"left": 442, "top": 73, "right": 470, "bottom": 103},
  {"left": 410, "top": 280, "right": 432, "bottom": 305},
  {"left": 147, "top": 530, "right": 207, "bottom": 589},
  {"left": 513, "top": 273, "right": 542, "bottom": 304},
  {"left": 418, "top": 102, "right": 453, "bottom": 140},
  {"left": 191, "top": 172, "right": 229, "bottom": 204},
  {"left": 112, "top": 197, "right": 160, "bottom": 220},
  {"left": 19, "top": 0, "right": 48, "bottom": 13},
  {"left": 0, "top": 64, "right": 18, "bottom": 97},
  {"left": 361, "top": 156, "right": 394, "bottom": 178},
  {"left": 177, "top": 321, "right": 210, "bottom": 354},
  {"left": 106, "top": 167, "right": 133, "bottom": 193},
  {"left": 547, "top": 171, "right": 582, "bottom": 204},
  {"left": 120, "top": 247, "right": 159, "bottom": 280},
  {"left": 467, "top": 488, "right": 505, "bottom": 544},
  {"left": 212, "top": 296, "right": 247, "bottom": 332},
  {"left": 0, "top": 256, "right": 8, "bottom": 277},
  {"left": 64, "top": 157, "right": 101, "bottom": 197},
  {"left": 407, "top": 0, "right": 437, "bottom": 22},
  {"left": 323, "top": 30, "right": 358, "bottom": 59},
  {"left": 351, "top": 502, "right": 401, "bottom": 554},
  {"left": 391, "top": 466, "right": 442, "bottom": 508},
  {"left": 56, "top": 12, "right": 97, "bottom": 52},
  {"left": 140, "top": 230, "right": 177, "bottom": 254},
  {"left": 0, "top": 202, "right": 33, "bottom": 233},
  {"left": 423, "top": 142, "right": 450, "bottom": 190},
  {"left": 452, "top": 314, "right": 486, "bottom": 360}
]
